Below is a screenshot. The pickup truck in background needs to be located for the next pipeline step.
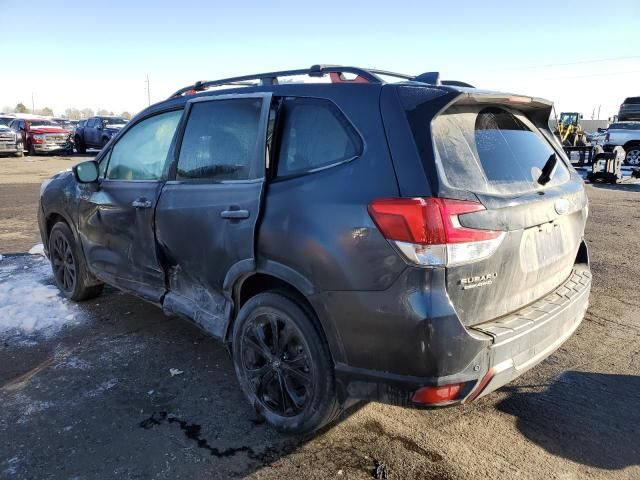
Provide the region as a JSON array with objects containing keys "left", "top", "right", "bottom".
[
  {"left": 0, "top": 124, "right": 22, "bottom": 157},
  {"left": 8, "top": 118, "right": 73, "bottom": 156},
  {"left": 618, "top": 97, "right": 640, "bottom": 122},
  {"left": 74, "top": 116, "right": 128, "bottom": 153},
  {"left": 604, "top": 121, "right": 640, "bottom": 166}
]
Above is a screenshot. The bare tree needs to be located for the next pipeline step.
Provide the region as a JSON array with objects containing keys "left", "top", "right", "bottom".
[
  {"left": 120, "top": 111, "right": 132, "bottom": 120},
  {"left": 64, "top": 108, "right": 82, "bottom": 120},
  {"left": 96, "top": 109, "right": 114, "bottom": 116},
  {"left": 36, "top": 107, "right": 54, "bottom": 116},
  {"left": 79, "top": 108, "right": 94, "bottom": 119},
  {"left": 15, "top": 103, "right": 29, "bottom": 113}
]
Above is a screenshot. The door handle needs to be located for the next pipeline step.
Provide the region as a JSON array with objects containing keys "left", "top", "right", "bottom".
[
  {"left": 220, "top": 209, "right": 249, "bottom": 219},
  {"left": 131, "top": 198, "right": 152, "bottom": 208}
]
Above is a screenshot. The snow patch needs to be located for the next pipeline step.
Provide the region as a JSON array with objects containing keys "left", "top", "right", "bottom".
[
  {"left": 28, "top": 243, "right": 45, "bottom": 256},
  {"left": 0, "top": 258, "right": 82, "bottom": 338}
]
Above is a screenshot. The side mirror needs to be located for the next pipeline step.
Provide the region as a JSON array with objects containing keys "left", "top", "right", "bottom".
[{"left": 73, "top": 160, "right": 99, "bottom": 183}]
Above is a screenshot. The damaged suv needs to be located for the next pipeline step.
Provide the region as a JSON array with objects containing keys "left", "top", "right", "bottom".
[{"left": 38, "top": 65, "right": 591, "bottom": 433}]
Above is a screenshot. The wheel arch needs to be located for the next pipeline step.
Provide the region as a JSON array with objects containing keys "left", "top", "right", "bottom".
[
  {"left": 226, "top": 266, "right": 345, "bottom": 365},
  {"left": 44, "top": 211, "right": 79, "bottom": 248},
  {"left": 623, "top": 140, "right": 640, "bottom": 151}
]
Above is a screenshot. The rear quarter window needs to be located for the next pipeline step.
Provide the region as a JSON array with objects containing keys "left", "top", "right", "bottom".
[
  {"left": 431, "top": 105, "right": 570, "bottom": 195},
  {"left": 275, "top": 97, "right": 362, "bottom": 177}
]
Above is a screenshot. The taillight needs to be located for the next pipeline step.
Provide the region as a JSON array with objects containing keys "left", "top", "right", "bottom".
[{"left": 368, "top": 197, "right": 504, "bottom": 267}]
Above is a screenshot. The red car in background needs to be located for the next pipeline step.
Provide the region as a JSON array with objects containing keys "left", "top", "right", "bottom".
[{"left": 9, "top": 118, "right": 73, "bottom": 155}]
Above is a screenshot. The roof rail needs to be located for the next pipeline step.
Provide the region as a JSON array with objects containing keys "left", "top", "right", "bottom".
[
  {"left": 169, "top": 65, "right": 414, "bottom": 98},
  {"left": 169, "top": 65, "right": 474, "bottom": 98}
]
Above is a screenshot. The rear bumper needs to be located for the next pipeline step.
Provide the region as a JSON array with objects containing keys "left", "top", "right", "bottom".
[
  {"left": 334, "top": 264, "right": 591, "bottom": 406},
  {"left": 463, "top": 266, "right": 590, "bottom": 402}
]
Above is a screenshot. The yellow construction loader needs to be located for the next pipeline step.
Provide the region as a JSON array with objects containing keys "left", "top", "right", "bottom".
[{"left": 555, "top": 112, "right": 588, "bottom": 146}]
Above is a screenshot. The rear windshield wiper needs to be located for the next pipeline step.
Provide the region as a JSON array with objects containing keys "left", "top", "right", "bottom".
[{"left": 537, "top": 153, "right": 557, "bottom": 186}]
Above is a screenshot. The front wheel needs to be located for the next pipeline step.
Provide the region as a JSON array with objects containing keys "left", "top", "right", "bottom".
[
  {"left": 625, "top": 147, "right": 640, "bottom": 166},
  {"left": 75, "top": 137, "right": 86, "bottom": 154},
  {"left": 232, "top": 292, "right": 342, "bottom": 433},
  {"left": 48, "top": 222, "right": 104, "bottom": 301}
]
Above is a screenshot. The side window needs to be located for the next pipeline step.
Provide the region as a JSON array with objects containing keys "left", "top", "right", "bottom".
[
  {"left": 176, "top": 98, "right": 263, "bottom": 181},
  {"left": 106, "top": 110, "right": 182, "bottom": 181},
  {"left": 276, "top": 97, "right": 361, "bottom": 177}
]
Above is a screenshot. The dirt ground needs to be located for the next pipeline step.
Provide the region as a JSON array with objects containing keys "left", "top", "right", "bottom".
[
  {"left": 0, "top": 154, "right": 94, "bottom": 253},
  {"left": 0, "top": 158, "right": 639, "bottom": 479}
]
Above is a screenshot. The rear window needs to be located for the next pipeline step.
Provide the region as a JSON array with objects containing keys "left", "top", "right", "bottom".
[
  {"left": 623, "top": 97, "right": 640, "bottom": 105},
  {"left": 430, "top": 105, "right": 570, "bottom": 195}
]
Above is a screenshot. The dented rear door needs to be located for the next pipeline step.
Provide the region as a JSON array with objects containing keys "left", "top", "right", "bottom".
[{"left": 155, "top": 93, "right": 272, "bottom": 335}]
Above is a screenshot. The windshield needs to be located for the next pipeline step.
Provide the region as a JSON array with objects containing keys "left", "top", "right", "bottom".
[
  {"left": 103, "top": 118, "right": 127, "bottom": 127},
  {"left": 560, "top": 113, "right": 578, "bottom": 125},
  {"left": 0, "top": 117, "right": 13, "bottom": 126},
  {"left": 27, "top": 120, "right": 58, "bottom": 128}
]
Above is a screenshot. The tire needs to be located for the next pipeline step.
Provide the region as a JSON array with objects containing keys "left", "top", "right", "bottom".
[
  {"left": 75, "top": 137, "right": 86, "bottom": 154},
  {"left": 14, "top": 141, "right": 23, "bottom": 157},
  {"left": 232, "top": 292, "right": 342, "bottom": 434},
  {"left": 624, "top": 146, "right": 640, "bottom": 166},
  {"left": 48, "top": 222, "right": 104, "bottom": 301},
  {"left": 101, "top": 137, "right": 109, "bottom": 149}
]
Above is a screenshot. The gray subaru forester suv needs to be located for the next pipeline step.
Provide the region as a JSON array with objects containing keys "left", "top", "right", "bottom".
[{"left": 38, "top": 65, "right": 591, "bottom": 433}]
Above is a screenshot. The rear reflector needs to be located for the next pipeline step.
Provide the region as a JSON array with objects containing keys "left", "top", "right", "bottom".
[
  {"left": 368, "top": 197, "right": 504, "bottom": 267},
  {"left": 412, "top": 383, "right": 463, "bottom": 405}
]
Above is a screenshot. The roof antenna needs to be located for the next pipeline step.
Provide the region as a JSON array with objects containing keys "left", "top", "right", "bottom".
[{"left": 413, "top": 72, "right": 441, "bottom": 85}]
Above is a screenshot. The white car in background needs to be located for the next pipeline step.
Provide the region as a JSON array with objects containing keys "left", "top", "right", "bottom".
[{"left": 604, "top": 122, "right": 640, "bottom": 166}]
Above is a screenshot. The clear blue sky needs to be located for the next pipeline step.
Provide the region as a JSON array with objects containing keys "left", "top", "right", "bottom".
[{"left": 1, "top": 0, "right": 638, "bottom": 118}]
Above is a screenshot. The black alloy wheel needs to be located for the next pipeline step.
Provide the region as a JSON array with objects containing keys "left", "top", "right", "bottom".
[
  {"left": 50, "top": 228, "right": 76, "bottom": 295},
  {"left": 47, "top": 222, "right": 104, "bottom": 301},
  {"left": 240, "top": 310, "right": 314, "bottom": 417},
  {"left": 232, "top": 292, "right": 342, "bottom": 433}
]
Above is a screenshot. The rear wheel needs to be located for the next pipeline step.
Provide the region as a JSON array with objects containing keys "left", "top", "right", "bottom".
[
  {"left": 232, "top": 292, "right": 342, "bottom": 433},
  {"left": 624, "top": 147, "right": 640, "bottom": 166},
  {"left": 48, "top": 222, "right": 104, "bottom": 301}
]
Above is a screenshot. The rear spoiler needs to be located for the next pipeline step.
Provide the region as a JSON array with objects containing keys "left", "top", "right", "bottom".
[{"left": 447, "top": 90, "right": 554, "bottom": 127}]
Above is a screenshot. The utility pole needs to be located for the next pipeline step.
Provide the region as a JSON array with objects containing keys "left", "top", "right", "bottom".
[
  {"left": 31, "top": 93, "right": 35, "bottom": 114},
  {"left": 597, "top": 105, "right": 601, "bottom": 120},
  {"left": 145, "top": 75, "right": 151, "bottom": 106}
]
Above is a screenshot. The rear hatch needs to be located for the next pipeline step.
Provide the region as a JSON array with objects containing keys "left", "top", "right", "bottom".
[{"left": 402, "top": 88, "right": 588, "bottom": 326}]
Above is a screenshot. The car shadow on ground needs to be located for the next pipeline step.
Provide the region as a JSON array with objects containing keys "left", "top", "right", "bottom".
[
  {"left": 588, "top": 182, "right": 640, "bottom": 192},
  {"left": 496, "top": 371, "right": 640, "bottom": 470}
]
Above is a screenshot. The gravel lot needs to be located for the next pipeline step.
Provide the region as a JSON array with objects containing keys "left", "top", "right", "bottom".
[{"left": 0, "top": 156, "right": 639, "bottom": 479}]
